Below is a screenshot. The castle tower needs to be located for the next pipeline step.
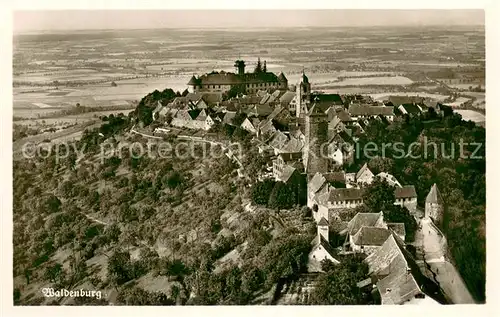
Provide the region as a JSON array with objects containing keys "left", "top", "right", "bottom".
[
  {"left": 304, "top": 103, "right": 329, "bottom": 176},
  {"left": 296, "top": 71, "right": 311, "bottom": 118},
  {"left": 187, "top": 75, "right": 199, "bottom": 93},
  {"left": 317, "top": 217, "right": 329, "bottom": 243},
  {"left": 425, "top": 183, "right": 444, "bottom": 225},
  {"left": 278, "top": 72, "right": 288, "bottom": 91},
  {"left": 234, "top": 60, "right": 246, "bottom": 75}
]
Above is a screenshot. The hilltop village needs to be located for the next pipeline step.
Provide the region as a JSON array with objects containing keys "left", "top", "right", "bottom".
[
  {"left": 13, "top": 57, "right": 483, "bottom": 306},
  {"left": 147, "top": 59, "right": 467, "bottom": 305}
]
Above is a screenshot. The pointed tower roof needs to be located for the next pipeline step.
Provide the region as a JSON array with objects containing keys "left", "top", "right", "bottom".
[
  {"left": 301, "top": 70, "right": 309, "bottom": 83},
  {"left": 187, "top": 75, "right": 198, "bottom": 85},
  {"left": 278, "top": 72, "right": 288, "bottom": 82},
  {"left": 356, "top": 163, "right": 373, "bottom": 180},
  {"left": 426, "top": 183, "right": 443, "bottom": 204},
  {"left": 307, "top": 103, "right": 325, "bottom": 116},
  {"left": 318, "top": 217, "right": 329, "bottom": 226}
]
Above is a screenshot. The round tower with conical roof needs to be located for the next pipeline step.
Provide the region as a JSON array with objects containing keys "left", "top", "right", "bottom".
[
  {"left": 187, "top": 75, "right": 200, "bottom": 93},
  {"left": 425, "top": 183, "right": 444, "bottom": 225}
]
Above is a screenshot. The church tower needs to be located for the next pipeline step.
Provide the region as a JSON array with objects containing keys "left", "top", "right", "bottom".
[
  {"left": 296, "top": 71, "right": 311, "bottom": 118},
  {"left": 425, "top": 183, "right": 444, "bottom": 226},
  {"left": 304, "top": 103, "right": 329, "bottom": 176}
]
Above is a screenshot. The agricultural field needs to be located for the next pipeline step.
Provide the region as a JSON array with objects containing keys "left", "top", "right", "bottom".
[
  {"left": 455, "top": 109, "right": 485, "bottom": 125},
  {"left": 370, "top": 92, "right": 451, "bottom": 102},
  {"left": 13, "top": 26, "right": 485, "bottom": 141}
]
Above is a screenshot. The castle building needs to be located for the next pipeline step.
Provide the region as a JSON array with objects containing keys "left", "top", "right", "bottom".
[
  {"left": 425, "top": 183, "right": 444, "bottom": 226},
  {"left": 187, "top": 59, "right": 288, "bottom": 94}
]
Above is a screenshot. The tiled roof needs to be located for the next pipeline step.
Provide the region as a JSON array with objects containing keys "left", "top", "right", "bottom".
[
  {"left": 394, "top": 185, "right": 417, "bottom": 199},
  {"left": 352, "top": 227, "right": 392, "bottom": 246},
  {"left": 316, "top": 190, "right": 330, "bottom": 206},
  {"left": 330, "top": 220, "right": 349, "bottom": 233},
  {"left": 280, "top": 165, "right": 297, "bottom": 183},
  {"left": 356, "top": 163, "right": 373, "bottom": 181},
  {"left": 168, "top": 97, "right": 189, "bottom": 109},
  {"left": 376, "top": 172, "right": 402, "bottom": 188},
  {"left": 318, "top": 217, "right": 329, "bottom": 226},
  {"left": 307, "top": 103, "right": 324, "bottom": 116},
  {"left": 269, "top": 131, "right": 289, "bottom": 149},
  {"left": 196, "top": 109, "right": 208, "bottom": 121},
  {"left": 185, "top": 92, "right": 204, "bottom": 102},
  {"left": 247, "top": 103, "right": 273, "bottom": 117},
  {"left": 258, "top": 120, "right": 276, "bottom": 136},
  {"left": 279, "top": 91, "right": 295, "bottom": 105},
  {"left": 279, "top": 152, "right": 302, "bottom": 162},
  {"left": 278, "top": 72, "right": 288, "bottom": 82},
  {"left": 187, "top": 75, "right": 198, "bottom": 85},
  {"left": 377, "top": 265, "right": 421, "bottom": 304},
  {"left": 238, "top": 95, "right": 262, "bottom": 105},
  {"left": 399, "top": 103, "right": 423, "bottom": 115},
  {"left": 347, "top": 212, "right": 384, "bottom": 236},
  {"left": 311, "top": 93, "right": 343, "bottom": 104},
  {"left": 194, "top": 71, "right": 280, "bottom": 86},
  {"left": 222, "top": 111, "right": 237, "bottom": 125},
  {"left": 388, "top": 95, "right": 425, "bottom": 107},
  {"left": 366, "top": 234, "right": 442, "bottom": 305},
  {"left": 324, "top": 171, "right": 346, "bottom": 184},
  {"left": 318, "top": 235, "right": 337, "bottom": 259},
  {"left": 365, "top": 234, "right": 407, "bottom": 276},
  {"left": 261, "top": 90, "right": 280, "bottom": 104},
  {"left": 336, "top": 109, "right": 352, "bottom": 122},
  {"left": 338, "top": 130, "right": 354, "bottom": 144},
  {"left": 251, "top": 118, "right": 261, "bottom": 127},
  {"left": 349, "top": 104, "right": 394, "bottom": 116},
  {"left": 280, "top": 138, "right": 304, "bottom": 153},
  {"left": 425, "top": 183, "right": 443, "bottom": 204},
  {"left": 197, "top": 72, "right": 240, "bottom": 85},
  {"left": 329, "top": 188, "right": 364, "bottom": 203},
  {"left": 365, "top": 233, "right": 445, "bottom": 304},
  {"left": 174, "top": 109, "right": 193, "bottom": 121},
  {"left": 387, "top": 223, "right": 406, "bottom": 238},
  {"left": 309, "top": 172, "right": 327, "bottom": 194},
  {"left": 260, "top": 94, "right": 271, "bottom": 105},
  {"left": 242, "top": 72, "right": 280, "bottom": 84},
  {"left": 328, "top": 115, "right": 343, "bottom": 129},
  {"left": 267, "top": 105, "right": 285, "bottom": 121}
]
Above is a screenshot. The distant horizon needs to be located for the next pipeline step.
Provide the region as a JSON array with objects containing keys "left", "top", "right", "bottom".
[
  {"left": 13, "top": 24, "right": 486, "bottom": 36},
  {"left": 13, "top": 10, "right": 485, "bottom": 33}
]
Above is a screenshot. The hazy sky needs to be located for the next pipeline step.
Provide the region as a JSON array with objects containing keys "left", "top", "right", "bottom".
[{"left": 14, "top": 10, "right": 484, "bottom": 32}]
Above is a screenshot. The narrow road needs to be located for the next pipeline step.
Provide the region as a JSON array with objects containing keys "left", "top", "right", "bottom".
[
  {"left": 130, "top": 126, "right": 163, "bottom": 139},
  {"left": 414, "top": 217, "right": 475, "bottom": 304}
]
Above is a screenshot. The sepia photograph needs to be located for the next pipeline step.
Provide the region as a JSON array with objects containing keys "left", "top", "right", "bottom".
[{"left": 7, "top": 3, "right": 491, "bottom": 311}]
